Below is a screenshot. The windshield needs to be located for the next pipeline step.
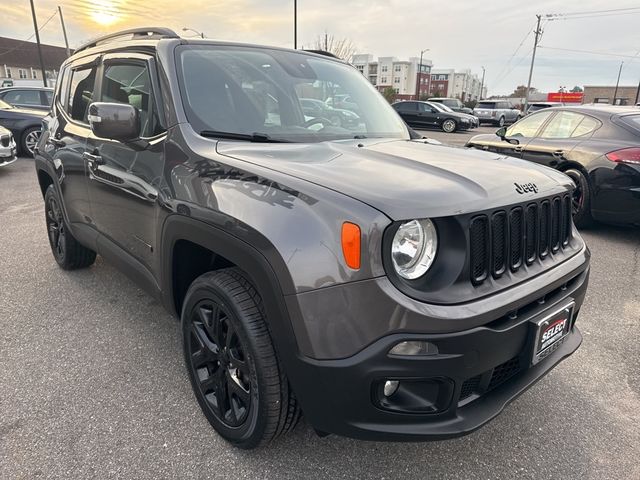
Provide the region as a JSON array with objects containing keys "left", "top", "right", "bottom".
[{"left": 176, "top": 45, "right": 409, "bottom": 142}]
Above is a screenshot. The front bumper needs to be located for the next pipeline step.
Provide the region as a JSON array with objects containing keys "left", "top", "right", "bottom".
[
  {"left": 0, "top": 141, "right": 17, "bottom": 167},
  {"left": 285, "top": 249, "right": 589, "bottom": 441}
]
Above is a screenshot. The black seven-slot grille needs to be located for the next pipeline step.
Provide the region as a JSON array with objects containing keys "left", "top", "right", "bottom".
[{"left": 469, "top": 194, "right": 572, "bottom": 285}]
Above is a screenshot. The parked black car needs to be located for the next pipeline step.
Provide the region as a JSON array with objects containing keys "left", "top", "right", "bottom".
[
  {"left": 35, "top": 28, "right": 589, "bottom": 449},
  {"left": 0, "top": 86, "right": 54, "bottom": 111},
  {"left": 0, "top": 97, "right": 45, "bottom": 156},
  {"left": 392, "top": 100, "right": 474, "bottom": 132},
  {"left": 299, "top": 97, "right": 360, "bottom": 128},
  {"left": 428, "top": 97, "right": 473, "bottom": 115},
  {"left": 467, "top": 105, "right": 640, "bottom": 227}
]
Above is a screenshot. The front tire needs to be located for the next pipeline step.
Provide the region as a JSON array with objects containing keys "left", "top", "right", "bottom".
[
  {"left": 442, "top": 119, "right": 457, "bottom": 133},
  {"left": 563, "top": 167, "right": 594, "bottom": 228},
  {"left": 44, "top": 185, "right": 96, "bottom": 270},
  {"left": 182, "top": 268, "right": 300, "bottom": 449}
]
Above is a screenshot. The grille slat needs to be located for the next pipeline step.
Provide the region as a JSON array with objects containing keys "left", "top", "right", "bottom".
[
  {"left": 470, "top": 216, "right": 489, "bottom": 284},
  {"left": 469, "top": 195, "right": 572, "bottom": 286},
  {"left": 491, "top": 211, "right": 507, "bottom": 277}
]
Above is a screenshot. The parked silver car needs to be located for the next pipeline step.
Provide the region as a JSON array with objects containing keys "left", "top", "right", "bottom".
[
  {"left": 0, "top": 125, "right": 17, "bottom": 167},
  {"left": 473, "top": 100, "right": 522, "bottom": 126}
]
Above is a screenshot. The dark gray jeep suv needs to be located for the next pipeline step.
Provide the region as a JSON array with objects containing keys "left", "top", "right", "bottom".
[{"left": 34, "top": 28, "right": 590, "bottom": 449}]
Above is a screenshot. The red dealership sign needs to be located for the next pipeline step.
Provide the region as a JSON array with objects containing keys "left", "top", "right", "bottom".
[{"left": 547, "top": 92, "right": 583, "bottom": 103}]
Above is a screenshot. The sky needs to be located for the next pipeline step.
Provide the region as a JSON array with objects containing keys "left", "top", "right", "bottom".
[{"left": 1, "top": 0, "right": 639, "bottom": 96}]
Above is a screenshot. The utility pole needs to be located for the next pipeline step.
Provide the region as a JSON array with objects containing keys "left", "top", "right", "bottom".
[
  {"left": 613, "top": 61, "right": 623, "bottom": 105},
  {"left": 479, "top": 66, "right": 486, "bottom": 101},
  {"left": 635, "top": 78, "right": 640, "bottom": 105},
  {"left": 58, "top": 5, "right": 70, "bottom": 57},
  {"left": 415, "top": 48, "right": 429, "bottom": 100},
  {"left": 29, "top": 0, "right": 48, "bottom": 87},
  {"left": 524, "top": 14, "right": 542, "bottom": 113},
  {"left": 324, "top": 32, "right": 328, "bottom": 51},
  {"left": 293, "top": 0, "right": 297, "bottom": 49}
]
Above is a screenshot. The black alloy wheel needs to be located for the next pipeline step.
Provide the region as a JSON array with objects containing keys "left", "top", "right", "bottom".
[
  {"left": 188, "top": 300, "right": 252, "bottom": 428},
  {"left": 46, "top": 192, "right": 65, "bottom": 261},
  {"left": 43, "top": 185, "right": 96, "bottom": 269},
  {"left": 182, "top": 268, "right": 300, "bottom": 448}
]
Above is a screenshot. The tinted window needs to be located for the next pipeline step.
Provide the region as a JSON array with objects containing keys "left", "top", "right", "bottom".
[
  {"left": 100, "top": 63, "right": 159, "bottom": 137},
  {"left": 418, "top": 103, "right": 434, "bottom": 113},
  {"left": 477, "top": 102, "right": 497, "bottom": 109},
  {"left": 44, "top": 90, "right": 53, "bottom": 105},
  {"left": 620, "top": 114, "right": 640, "bottom": 132},
  {"left": 443, "top": 99, "right": 457, "bottom": 108},
  {"left": 68, "top": 67, "right": 97, "bottom": 123},
  {"left": 506, "top": 110, "right": 553, "bottom": 138},
  {"left": 571, "top": 116, "right": 600, "bottom": 137},
  {"left": 395, "top": 102, "right": 417, "bottom": 112},
  {"left": 540, "top": 111, "right": 588, "bottom": 139},
  {"left": 3, "top": 89, "right": 41, "bottom": 106}
]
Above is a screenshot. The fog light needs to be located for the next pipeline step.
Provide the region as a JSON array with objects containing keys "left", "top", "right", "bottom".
[
  {"left": 383, "top": 380, "right": 399, "bottom": 397},
  {"left": 389, "top": 341, "right": 438, "bottom": 356}
]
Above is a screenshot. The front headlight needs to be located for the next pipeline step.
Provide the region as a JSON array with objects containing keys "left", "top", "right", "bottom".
[{"left": 391, "top": 219, "right": 438, "bottom": 279}]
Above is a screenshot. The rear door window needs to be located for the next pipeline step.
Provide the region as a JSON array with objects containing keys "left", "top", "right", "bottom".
[
  {"left": 539, "top": 111, "right": 589, "bottom": 139},
  {"left": 68, "top": 66, "right": 97, "bottom": 123},
  {"left": 570, "top": 116, "right": 600, "bottom": 138}
]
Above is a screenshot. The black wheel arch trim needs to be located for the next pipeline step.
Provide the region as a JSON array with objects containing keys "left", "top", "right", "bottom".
[{"left": 160, "top": 214, "right": 304, "bottom": 365}]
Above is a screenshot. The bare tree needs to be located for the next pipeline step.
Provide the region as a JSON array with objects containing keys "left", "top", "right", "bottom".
[{"left": 313, "top": 32, "right": 357, "bottom": 61}]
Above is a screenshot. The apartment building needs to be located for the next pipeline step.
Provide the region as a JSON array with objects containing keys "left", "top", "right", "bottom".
[
  {"left": 430, "top": 68, "right": 484, "bottom": 102},
  {"left": 352, "top": 54, "right": 433, "bottom": 100}
]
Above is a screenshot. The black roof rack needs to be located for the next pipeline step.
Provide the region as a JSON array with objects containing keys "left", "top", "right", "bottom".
[
  {"left": 74, "top": 27, "right": 179, "bottom": 54},
  {"left": 303, "top": 49, "right": 340, "bottom": 59}
]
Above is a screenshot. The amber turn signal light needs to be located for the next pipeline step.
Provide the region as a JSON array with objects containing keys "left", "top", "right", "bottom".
[{"left": 341, "top": 222, "right": 361, "bottom": 269}]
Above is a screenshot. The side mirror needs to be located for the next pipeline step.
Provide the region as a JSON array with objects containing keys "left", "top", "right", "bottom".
[
  {"left": 88, "top": 102, "right": 140, "bottom": 142},
  {"left": 496, "top": 126, "right": 520, "bottom": 145}
]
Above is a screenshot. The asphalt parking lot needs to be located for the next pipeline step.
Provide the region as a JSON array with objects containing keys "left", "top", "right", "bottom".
[{"left": 1, "top": 150, "right": 639, "bottom": 479}]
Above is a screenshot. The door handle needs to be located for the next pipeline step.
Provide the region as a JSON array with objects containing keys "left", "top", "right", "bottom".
[
  {"left": 514, "top": 145, "right": 524, "bottom": 153},
  {"left": 552, "top": 150, "right": 565, "bottom": 158},
  {"left": 83, "top": 151, "right": 104, "bottom": 166},
  {"left": 46, "top": 137, "right": 65, "bottom": 147}
]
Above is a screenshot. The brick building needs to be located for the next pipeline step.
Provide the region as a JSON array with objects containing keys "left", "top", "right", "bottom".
[
  {"left": 582, "top": 85, "right": 640, "bottom": 105},
  {"left": 0, "top": 36, "right": 69, "bottom": 87}
]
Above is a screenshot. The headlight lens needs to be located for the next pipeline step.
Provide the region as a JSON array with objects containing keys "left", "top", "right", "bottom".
[{"left": 391, "top": 219, "right": 438, "bottom": 279}]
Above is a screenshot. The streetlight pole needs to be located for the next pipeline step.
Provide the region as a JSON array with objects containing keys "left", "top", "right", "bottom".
[
  {"left": 613, "top": 61, "right": 623, "bottom": 105},
  {"left": 524, "top": 14, "right": 542, "bottom": 113},
  {"left": 479, "top": 66, "right": 486, "bottom": 101},
  {"left": 29, "top": 0, "right": 48, "bottom": 87},
  {"left": 415, "top": 48, "right": 429, "bottom": 100},
  {"left": 182, "top": 27, "right": 204, "bottom": 38}
]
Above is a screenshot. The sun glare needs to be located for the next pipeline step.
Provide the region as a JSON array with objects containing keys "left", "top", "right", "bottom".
[{"left": 90, "top": 1, "right": 120, "bottom": 26}]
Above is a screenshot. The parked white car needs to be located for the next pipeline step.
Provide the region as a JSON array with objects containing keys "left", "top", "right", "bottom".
[{"left": 0, "top": 125, "right": 17, "bottom": 167}]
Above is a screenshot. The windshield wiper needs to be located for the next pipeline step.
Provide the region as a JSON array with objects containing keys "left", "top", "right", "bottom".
[{"left": 199, "top": 130, "right": 291, "bottom": 143}]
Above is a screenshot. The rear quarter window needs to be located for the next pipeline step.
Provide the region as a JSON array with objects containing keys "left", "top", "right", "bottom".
[{"left": 619, "top": 114, "right": 640, "bottom": 133}]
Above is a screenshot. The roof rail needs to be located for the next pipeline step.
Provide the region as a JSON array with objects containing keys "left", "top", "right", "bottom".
[
  {"left": 74, "top": 27, "right": 179, "bottom": 54},
  {"left": 303, "top": 49, "right": 340, "bottom": 59}
]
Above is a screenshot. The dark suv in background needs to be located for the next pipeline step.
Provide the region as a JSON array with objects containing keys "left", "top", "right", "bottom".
[{"left": 35, "top": 28, "right": 589, "bottom": 449}]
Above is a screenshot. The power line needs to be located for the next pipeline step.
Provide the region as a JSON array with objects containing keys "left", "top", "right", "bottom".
[
  {"left": 538, "top": 45, "right": 640, "bottom": 59},
  {"left": 545, "top": 6, "right": 640, "bottom": 18},
  {"left": 546, "top": 11, "right": 640, "bottom": 21},
  {"left": 0, "top": 9, "right": 58, "bottom": 57}
]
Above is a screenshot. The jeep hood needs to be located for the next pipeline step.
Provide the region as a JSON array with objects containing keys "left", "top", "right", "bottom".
[{"left": 217, "top": 139, "right": 573, "bottom": 220}]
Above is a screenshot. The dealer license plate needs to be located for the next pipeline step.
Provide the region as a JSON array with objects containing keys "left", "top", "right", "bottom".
[{"left": 530, "top": 301, "right": 574, "bottom": 365}]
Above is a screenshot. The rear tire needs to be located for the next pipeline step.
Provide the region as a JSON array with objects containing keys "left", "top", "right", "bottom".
[
  {"left": 497, "top": 116, "right": 505, "bottom": 127},
  {"left": 182, "top": 268, "right": 300, "bottom": 449},
  {"left": 44, "top": 185, "right": 96, "bottom": 270},
  {"left": 563, "top": 167, "right": 594, "bottom": 228}
]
